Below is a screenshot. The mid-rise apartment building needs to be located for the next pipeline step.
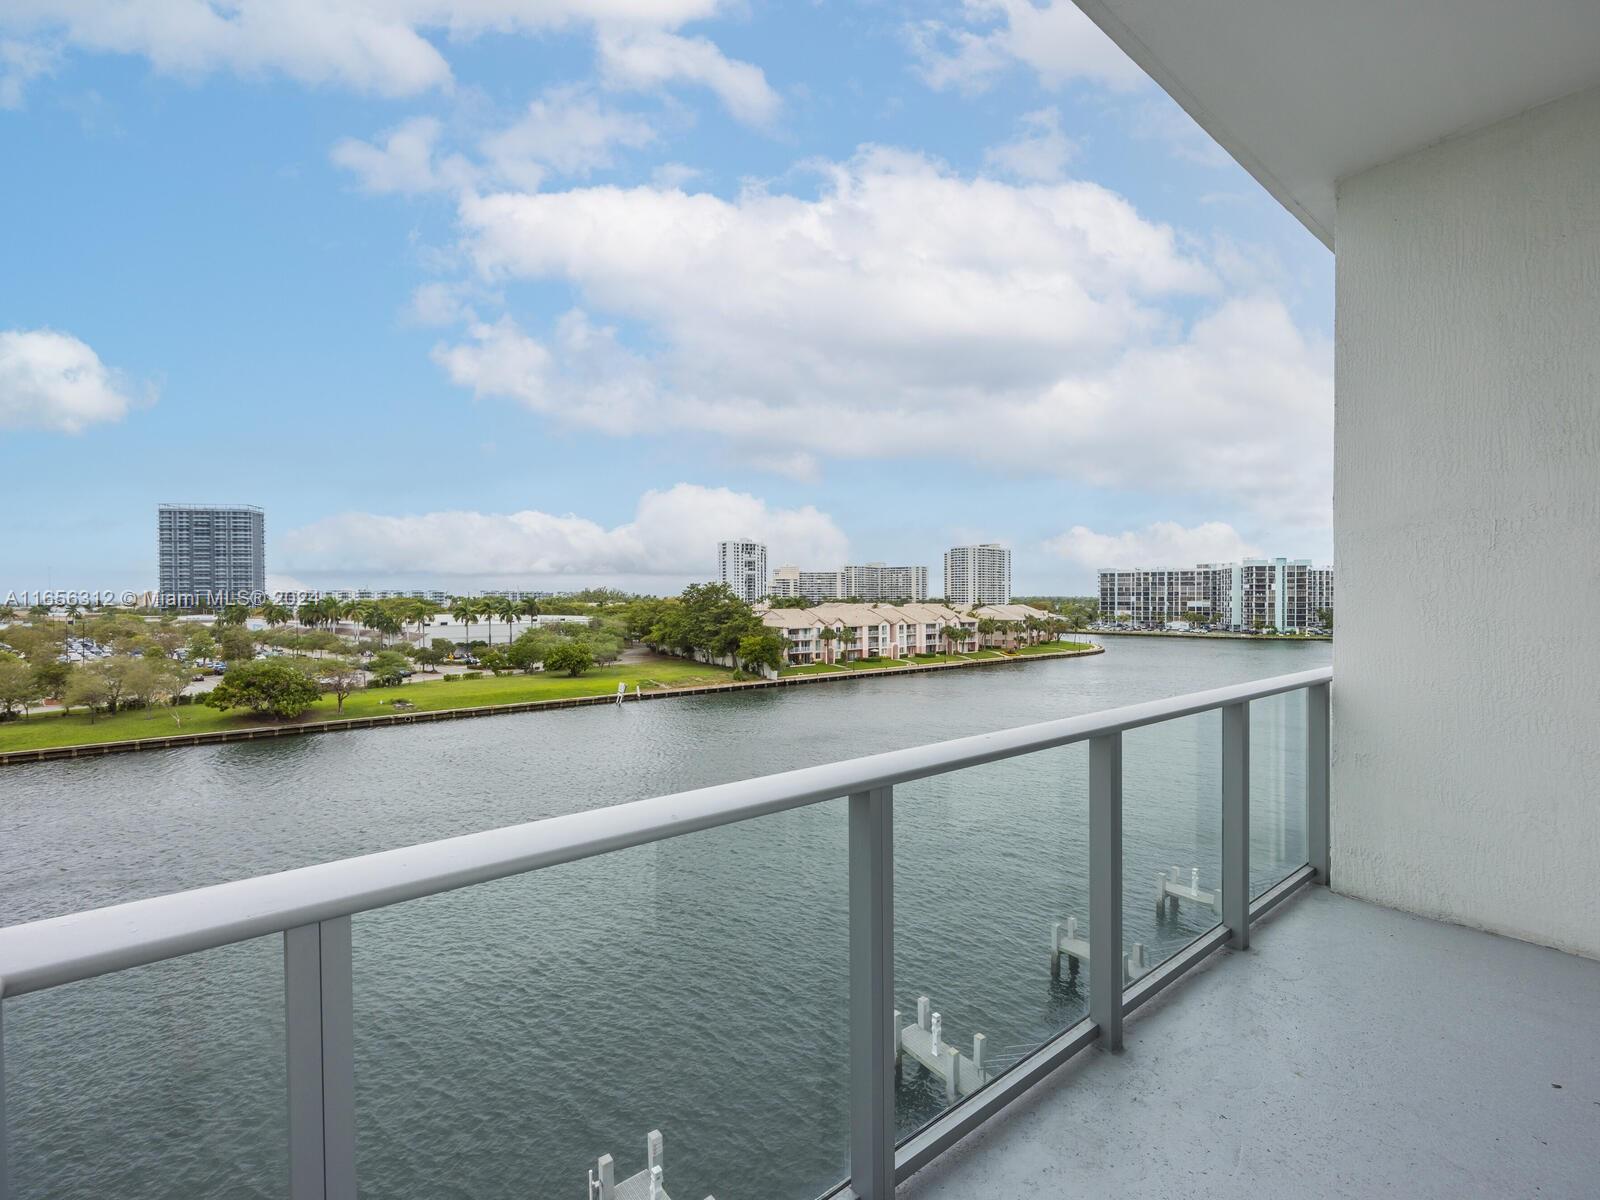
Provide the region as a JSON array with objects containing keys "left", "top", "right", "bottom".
[
  {"left": 717, "top": 539, "right": 769, "bottom": 605},
  {"left": 1097, "top": 558, "right": 1334, "bottom": 631},
  {"left": 943, "top": 544, "right": 1011, "bottom": 605},
  {"left": 157, "top": 503, "right": 266, "bottom": 607}
]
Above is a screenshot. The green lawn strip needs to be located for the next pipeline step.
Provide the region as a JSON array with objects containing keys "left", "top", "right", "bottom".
[
  {"left": 0, "top": 657, "right": 734, "bottom": 754},
  {"left": 779, "top": 662, "right": 849, "bottom": 676},
  {"left": 1005, "top": 641, "right": 1096, "bottom": 656}
]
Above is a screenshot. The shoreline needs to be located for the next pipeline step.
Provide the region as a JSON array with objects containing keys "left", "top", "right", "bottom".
[
  {"left": 1094, "top": 629, "right": 1331, "bottom": 642},
  {"left": 0, "top": 644, "right": 1104, "bottom": 766}
]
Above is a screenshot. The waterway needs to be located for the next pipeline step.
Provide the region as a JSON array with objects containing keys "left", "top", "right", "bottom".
[{"left": 1, "top": 634, "right": 1330, "bottom": 1199}]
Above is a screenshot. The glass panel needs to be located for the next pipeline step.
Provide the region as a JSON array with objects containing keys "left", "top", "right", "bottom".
[
  {"left": 1250, "top": 690, "right": 1309, "bottom": 897},
  {"left": 5, "top": 937, "right": 287, "bottom": 1198},
  {"left": 1124, "top": 711, "right": 1224, "bottom": 973},
  {"left": 353, "top": 800, "right": 849, "bottom": 1200},
  {"left": 892, "top": 746, "right": 1086, "bottom": 1139}
]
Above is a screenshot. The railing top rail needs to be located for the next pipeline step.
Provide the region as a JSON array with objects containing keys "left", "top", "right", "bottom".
[{"left": 0, "top": 666, "right": 1329, "bottom": 999}]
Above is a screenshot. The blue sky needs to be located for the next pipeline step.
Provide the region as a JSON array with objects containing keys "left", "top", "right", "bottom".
[{"left": 0, "top": 1, "right": 1332, "bottom": 596}]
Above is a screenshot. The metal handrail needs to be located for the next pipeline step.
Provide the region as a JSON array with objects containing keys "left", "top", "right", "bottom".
[
  {"left": 0, "top": 666, "right": 1333, "bottom": 1200},
  {"left": 0, "top": 667, "right": 1328, "bottom": 999}
]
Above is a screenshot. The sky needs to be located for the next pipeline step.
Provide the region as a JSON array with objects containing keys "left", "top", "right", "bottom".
[{"left": 0, "top": 0, "right": 1333, "bottom": 598}]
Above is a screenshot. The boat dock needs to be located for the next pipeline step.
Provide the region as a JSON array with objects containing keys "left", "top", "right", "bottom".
[{"left": 588, "top": 1130, "right": 714, "bottom": 1200}]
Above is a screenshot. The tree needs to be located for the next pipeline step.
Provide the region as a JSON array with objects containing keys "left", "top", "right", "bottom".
[
  {"left": 367, "top": 606, "right": 402, "bottom": 645},
  {"left": 0, "top": 656, "right": 43, "bottom": 718},
  {"left": 147, "top": 658, "right": 192, "bottom": 724},
  {"left": 449, "top": 599, "right": 477, "bottom": 646},
  {"left": 366, "top": 650, "right": 411, "bottom": 686},
  {"left": 737, "top": 630, "right": 786, "bottom": 674},
  {"left": 941, "top": 626, "right": 962, "bottom": 659},
  {"left": 976, "top": 617, "right": 998, "bottom": 649},
  {"left": 542, "top": 640, "right": 595, "bottom": 676},
  {"left": 318, "top": 657, "right": 365, "bottom": 713},
  {"left": 217, "top": 603, "right": 250, "bottom": 627},
  {"left": 492, "top": 595, "right": 518, "bottom": 642},
  {"left": 411, "top": 643, "right": 449, "bottom": 674},
  {"left": 29, "top": 657, "right": 70, "bottom": 702},
  {"left": 205, "top": 659, "right": 323, "bottom": 719},
  {"left": 258, "top": 601, "right": 292, "bottom": 628},
  {"left": 1315, "top": 607, "right": 1333, "bottom": 630},
  {"left": 818, "top": 626, "right": 837, "bottom": 663},
  {"left": 64, "top": 665, "right": 113, "bottom": 722},
  {"left": 219, "top": 626, "right": 255, "bottom": 664}
]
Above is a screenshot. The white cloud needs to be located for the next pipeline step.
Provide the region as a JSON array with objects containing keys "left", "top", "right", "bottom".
[
  {"left": 331, "top": 116, "right": 463, "bottom": 194},
  {"left": 0, "top": 37, "right": 56, "bottom": 108},
  {"left": 431, "top": 146, "right": 1331, "bottom": 526},
  {"left": 0, "top": 1, "right": 732, "bottom": 98},
  {"left": 0, "top": 328, "right": 146, "bottom": 434},
  {"left": 333, "top": 89, "right": 656, "bottom": 195},
  {"left": 910, "top": 0, "right": 1146, "bottom": 95},
  {"left": 983, "top": 106, "right": 1076, "bottom": 182},
  {"left": 479, "top": 86, "right": 655, "bottom": 188},
  {"left": 597, "top": 28, "right": 779, "bottom": 126},
  {"left": 279, "top": 483, "right": 847, "bottom": 582},
  {"left": 1044, "top": 521, "right": 1262, "bottom": 572}
]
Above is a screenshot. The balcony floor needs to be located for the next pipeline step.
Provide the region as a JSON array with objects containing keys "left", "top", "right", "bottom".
[{"left": 901, "top": 886, "right": 1600, "bottom": 1199}]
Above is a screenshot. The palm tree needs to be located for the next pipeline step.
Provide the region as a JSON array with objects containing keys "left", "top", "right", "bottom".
[
  {"left": 492, "top": 595, "right": 517, "bottom": 642},
  {"left": 976, "top": 617, "right": 997, "bottom": 650},
  {"left": 818, "top": 626, "right": 836, "bottom": 664},
  {"left": 258, "top": 600, "right": 291, "bottom": 628},
  {"left": 941, "top": 625, "right": 961, "bottom": 660},
  {"left": 449, "top": 599, "right": 477, "bottom": 647},
  {"left": 517, "top": 596, "right": 541, "bottom": 625},
  {"left": 476, "top": 596, "right": 501, "bottom": 646}
]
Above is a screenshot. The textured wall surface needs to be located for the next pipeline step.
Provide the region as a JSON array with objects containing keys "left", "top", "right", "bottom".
[{"left": 1333, "top": 85, "right": 1600, "bottom": 959}]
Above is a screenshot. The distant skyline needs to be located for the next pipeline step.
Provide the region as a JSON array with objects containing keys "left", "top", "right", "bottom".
[{"left": 0, "top": 1, "right": 1332, "bottom": 597}]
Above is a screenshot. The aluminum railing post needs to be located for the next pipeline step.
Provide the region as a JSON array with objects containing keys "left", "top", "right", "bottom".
[
  {"left": 1306, "top": 682, "right": 1330, "bottom": 885},
  {"left": 848, "top": 786, "right": 895, "bottom": 1200},
  {"left": 1222, "top": 703, "right": 1251, "bottom": 950},
  {"left": 285, "top": 918, "right": 356, "bottom": 1200},
  {"left": 1, "top": 995, "right": 9, "bottom": 1200},
  {"left": 1089, "top": 733, "right": 1125, "bottom": 1050}
]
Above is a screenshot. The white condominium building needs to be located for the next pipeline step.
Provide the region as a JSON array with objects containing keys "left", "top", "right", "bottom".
[
  {"left": 1097, "top": 558, "right": 1334, "bottom": 632},
  {"left": 771, "top": 561, "right": 931, "bottom": 603},
  {"left": 840, "top": 563, "right": 929, "bottom": 602},
  {"left": 943, "top": 544, "right": 1011, "bottom": 606},
  {"left": 718, "top": 540, "right": 769, "bottom": 604},
  {"left": 770, "top": 565, "right": 845, "bottom": 604}
]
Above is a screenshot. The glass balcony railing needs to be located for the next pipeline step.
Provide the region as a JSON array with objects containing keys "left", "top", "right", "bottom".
[{"left": 0, "top": 668, "right": 1330, "bottom": 1200}]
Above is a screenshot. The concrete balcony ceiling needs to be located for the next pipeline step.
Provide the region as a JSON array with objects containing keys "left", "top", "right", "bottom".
[{"left": 1071, "top": 0, "right": 1600, "bottom": 245}]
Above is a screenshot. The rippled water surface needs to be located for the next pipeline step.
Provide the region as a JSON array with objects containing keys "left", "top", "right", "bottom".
[{"left": 2, "top": 635, "right": 1329, "bottom": 1199}]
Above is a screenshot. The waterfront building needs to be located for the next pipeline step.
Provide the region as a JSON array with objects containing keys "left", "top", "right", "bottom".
[
  {"left": 1096, "top": 559, "right": 1334, "bottom": 631},
  {"left": 718, "top": 539, "right": 768, "bottom": 604},
  {"left": 756, "top": 601, "right": 1053, "bottom": 666},
  {"left": 157, "top": 503, "right": 266, "bottom": 607},
  {"left": 943, "top": 544, "right": 1012, "bottom": 605}
]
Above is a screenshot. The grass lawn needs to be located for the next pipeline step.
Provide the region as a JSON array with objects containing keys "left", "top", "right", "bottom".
[
  {"left": 0, "top": 656, "right": 735, "bottom": 754},
  {"left": 779, "top": 662, "right": 849, "bottom": 676},
  {"left": 1006, "top": 640, "right": 1095, "bottom": 656}
]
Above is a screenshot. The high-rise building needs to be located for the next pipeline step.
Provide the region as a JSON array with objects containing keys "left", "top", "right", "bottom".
[
  {"left": 158, "top": 504, "right": 266, "bottom": 607},
  {"left": 717, "top": 539, "right": 768, "bottom": 604},
  {"left": 943, "top": 544, "right": 1011, "bottom": 605},
  {"left": 840, "top": 563, "right": 929, "bottom": 602},
  {"left": 770, "top": 565, "right": 844, "bottom": 603},
  {"left": 1097, "top": 558, "right": 1334, "bottom": 631}
]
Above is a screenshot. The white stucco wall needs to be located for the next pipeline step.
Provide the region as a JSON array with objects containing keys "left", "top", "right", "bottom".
[{"left": 1333, "top": 85, "right": 1600, "bottom": 958}]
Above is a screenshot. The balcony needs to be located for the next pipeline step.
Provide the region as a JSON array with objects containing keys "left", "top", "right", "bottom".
[{"left": 2, "top": 663, "right": 1595, "bottom": 1199}]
